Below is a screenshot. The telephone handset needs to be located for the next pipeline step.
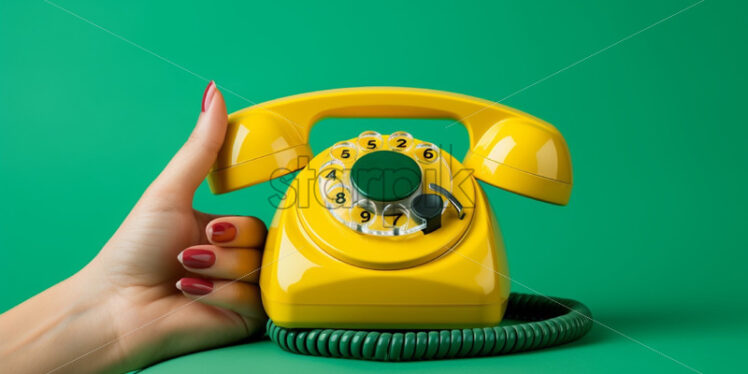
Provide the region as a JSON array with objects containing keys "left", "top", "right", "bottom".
[
  {"left": 207, "top": 87, "right": 572, "bottom": 204},
  {"left": 207, "top": 87, "right": 591, "bottom": 361}
]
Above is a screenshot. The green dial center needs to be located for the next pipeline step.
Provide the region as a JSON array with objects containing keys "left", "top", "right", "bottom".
[{"left": 350, "top": 151, "right": 422, "bottom": 202}]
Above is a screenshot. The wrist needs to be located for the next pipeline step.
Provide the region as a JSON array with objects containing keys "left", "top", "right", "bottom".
[
  {"left": 81, "top": 264, "right": 185, "bottom": 372},
  {"left": 64, "top": 268, "right": 128, "bottom": 372},
  {"left": 72, "top": 263, "right": 168, "bottom": 373},
  {"left": 0, "top": 268, "right": 123, "bottom": 374}
]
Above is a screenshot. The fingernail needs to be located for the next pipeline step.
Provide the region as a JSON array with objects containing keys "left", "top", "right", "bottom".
[
  {"left": 209, "top": 222, "right": 236, "bottom": 242},
  {"left": 201, "top": 80, "right": 216, "bottom": 112},
  {"left": 179, "top": 249, "right": 216, "bottom": 269},
  {"left": 177, "top": 278, "right": 213, "bottom": 295}
]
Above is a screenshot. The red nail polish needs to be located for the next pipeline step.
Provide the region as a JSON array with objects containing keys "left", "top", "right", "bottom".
[
  {"left": 209, "top": 222, "right": 236, "bottom": 242},
  {"left": 201, "top": 80, "right": 216, "bottom": 112},
  {"left": 180, "top": 249, "right": 215, "bottom": 269},
  {"left": 178, "top": 278, "right": 213, "bottom": 295}
]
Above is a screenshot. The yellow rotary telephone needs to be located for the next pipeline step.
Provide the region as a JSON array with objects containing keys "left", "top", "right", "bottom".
[{"left": 207, "top": 87, "right": 591, "bottom": 361}]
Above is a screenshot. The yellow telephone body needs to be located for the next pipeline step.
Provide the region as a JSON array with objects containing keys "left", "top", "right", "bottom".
[{"left": 207, "top": 87, "right": 573, "bottom": 329}]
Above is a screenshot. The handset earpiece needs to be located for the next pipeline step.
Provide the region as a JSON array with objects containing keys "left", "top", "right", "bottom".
[
  {"left": 462, "top": 117, "right": 573, "bottom": 205},
  {"left": 207, "top": 109, "right": 312, "bottom": 194}
]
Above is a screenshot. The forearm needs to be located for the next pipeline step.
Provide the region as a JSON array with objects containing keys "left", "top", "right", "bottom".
[{"left": 0, "top": 270, "right": 124, "bottom": 374}]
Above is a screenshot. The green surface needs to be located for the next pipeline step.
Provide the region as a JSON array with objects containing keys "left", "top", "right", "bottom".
[
  {"left": 351, "top": 151, "right": 422, "bottom": 202},
  {"left": 1, "top": 0, "right": 747, "bottom": 373}
]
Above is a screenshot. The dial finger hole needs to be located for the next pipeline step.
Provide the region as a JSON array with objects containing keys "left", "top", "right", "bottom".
[
  {"left": 415, "top": 143, "right": 439, "bottom": 164},
  {"left": 388, "top": 131, "right": 413, "bottom": 151},
  {"left": 319, "top": 160, "right": 345, "bottom": 183},
  {"left": 351, "top": 199, "right": 377, "bottom": 227},
  {"left": 356, "top": 131, "right": 383, "bottom": 153},
  {"left": 382, "top": 203, "right": 409, "bottom": 230},
  {"left": 325, "top": 183, "right": 352, "bottom": 208},
  {"left": 330, "top": 141, "right": 357, "bottom": 163}
]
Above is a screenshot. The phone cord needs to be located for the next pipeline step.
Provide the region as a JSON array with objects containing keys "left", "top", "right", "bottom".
[{"left": 266, "top": 292, "right": 592, "bottom": 361}]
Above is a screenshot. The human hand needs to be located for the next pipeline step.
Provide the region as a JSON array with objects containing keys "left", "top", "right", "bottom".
[{"left": 0, "top": 82, "right": 267, "bottom": 373}]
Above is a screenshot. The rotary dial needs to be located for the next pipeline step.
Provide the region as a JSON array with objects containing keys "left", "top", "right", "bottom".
[{"left": 317, "top": 131, "right": 460, "bottom": 236}]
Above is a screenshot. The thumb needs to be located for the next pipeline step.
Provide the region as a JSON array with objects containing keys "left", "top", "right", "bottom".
[{"left": 150, "top": 81, "right": 228, "bottom": 197}]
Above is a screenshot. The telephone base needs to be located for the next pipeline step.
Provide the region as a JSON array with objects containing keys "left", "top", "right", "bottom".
[
  {"left": 260, "top": 179, "right": 510, "bottom": 329},
  {"left": 267, "top": 302, "right": 507, "bottom": 330}
]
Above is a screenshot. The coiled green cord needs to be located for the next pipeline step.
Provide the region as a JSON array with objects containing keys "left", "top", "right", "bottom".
[{"left": 266, "top": 293, "right": 592, "bottom": 361}]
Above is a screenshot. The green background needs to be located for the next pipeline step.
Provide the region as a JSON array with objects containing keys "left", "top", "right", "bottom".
[{"left": 1, "top": 0, "right": 746, "bottom": 372}]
